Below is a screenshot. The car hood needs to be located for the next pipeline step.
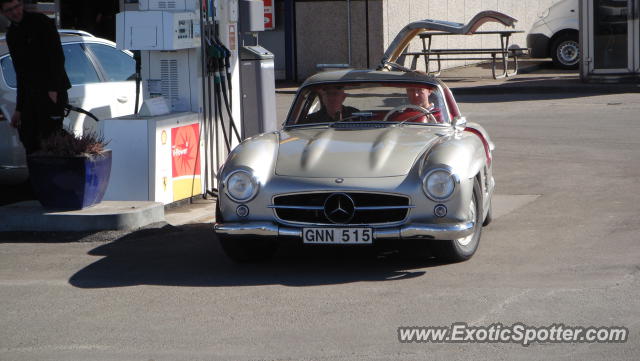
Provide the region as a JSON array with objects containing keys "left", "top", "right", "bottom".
[{"left": 275, "top": 126, "right": 447, "bottom": 178}]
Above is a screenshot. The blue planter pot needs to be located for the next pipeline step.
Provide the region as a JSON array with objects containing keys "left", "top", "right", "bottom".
[{"left": 27, "top": 150, "right": 112, "bottom": 210}]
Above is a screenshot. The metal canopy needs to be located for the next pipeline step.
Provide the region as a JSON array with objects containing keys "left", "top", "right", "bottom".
[{"left": 378, "top": 10, "right": 518, "bottom": 70}]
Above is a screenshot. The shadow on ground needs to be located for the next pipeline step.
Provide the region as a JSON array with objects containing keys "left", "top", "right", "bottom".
[
  {"left": 0, "top": 180, "right": 34, "bottom": 207},
  {"left": 67, "top": 223, "right": 444, "bottom": 288}
]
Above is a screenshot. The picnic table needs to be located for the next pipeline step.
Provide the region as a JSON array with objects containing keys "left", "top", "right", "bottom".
[{"left": 402, "top": 30, "right": 528, "bottom": 79}]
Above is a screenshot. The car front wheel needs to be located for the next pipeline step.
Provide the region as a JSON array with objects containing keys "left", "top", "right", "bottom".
[{"left": 433, "top": 178, "right": 482, "bottom": 262}]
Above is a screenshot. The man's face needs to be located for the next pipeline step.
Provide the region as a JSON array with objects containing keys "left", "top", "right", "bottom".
[
  {"left": 320, "top": 88, "right": 347, "bottom": 116},
  {"left": 406, "top": 87, "right": 432, "bottom": 108},
  {"left": 1, "top": 0, "right": 24, "bottom": 23}
]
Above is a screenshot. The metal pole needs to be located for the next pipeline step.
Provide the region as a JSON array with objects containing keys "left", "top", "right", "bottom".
[
  {"left": 284, "top": 0, "right": 297, "bottom": 81},
  {"left": 347, "top": 0, "right": 352, "bottom": 66},
  {"left": 199, "top": 0, "right": 210, "bottom": 194}
]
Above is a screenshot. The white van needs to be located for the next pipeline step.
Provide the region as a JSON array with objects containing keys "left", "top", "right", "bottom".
[{"left": 527, "top": 0, "right": 579, "bottom": 69}]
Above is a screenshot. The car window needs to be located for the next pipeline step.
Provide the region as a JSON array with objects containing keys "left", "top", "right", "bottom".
[
  {"left": 85, "top": 43, "right": 136, "bottom": 82},
  {"left": 0, "top": 57, "right": 17, "bottom": 88},
  {"left": 0, "top": 44, "right": 99, "bottom": 87},
  {"left": 63, "top": 43, "right": 100, "bottom": 85}
]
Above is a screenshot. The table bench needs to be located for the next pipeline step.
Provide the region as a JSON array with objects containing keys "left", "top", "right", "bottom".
[{"left": 402, "top": 30, "right": 529, "bottom": 79}]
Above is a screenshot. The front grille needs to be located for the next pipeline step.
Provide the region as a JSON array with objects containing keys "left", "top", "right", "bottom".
[{"left": 272, "top": 192, "right": 411, "bottom": 225}]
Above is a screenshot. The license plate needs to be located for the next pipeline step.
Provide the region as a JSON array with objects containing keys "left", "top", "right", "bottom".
[{"left": 302, "top": 228, "right": 373, "bottom": 244}]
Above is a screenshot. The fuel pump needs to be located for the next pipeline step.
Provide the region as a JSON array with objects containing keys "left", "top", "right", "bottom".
[
  {"left": 238, "top": 0, "right": 277, "bottom": 139},
  {"left": 199, "top": 0, "right": 244, "bottom": 200},
  {"left": 102, "top": 0, "right": 241, "bottom": 204}
]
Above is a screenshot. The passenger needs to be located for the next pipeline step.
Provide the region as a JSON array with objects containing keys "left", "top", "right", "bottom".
[{"left": 302, "top": 86, "right": 359, "bottom": 123}]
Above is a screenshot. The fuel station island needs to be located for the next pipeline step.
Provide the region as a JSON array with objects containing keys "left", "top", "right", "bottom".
[
  {"left": 104, "top": 0, "right": 276, "bottom": 205},
  {"left": 0, "top": 0, "right": 277, "bottom": 232}
]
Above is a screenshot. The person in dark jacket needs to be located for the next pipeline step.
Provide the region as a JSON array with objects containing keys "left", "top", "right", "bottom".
[
  {"left": 1, "top": 0, "right": 71, "bottom": 154},
  {"left": 302, "top": 86, "right": 359, "bottom": 124}
]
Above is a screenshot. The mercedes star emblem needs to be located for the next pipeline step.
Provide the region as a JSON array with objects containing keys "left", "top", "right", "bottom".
[{"left": 324, "top": 193, "right": 356, "bottom": 224}]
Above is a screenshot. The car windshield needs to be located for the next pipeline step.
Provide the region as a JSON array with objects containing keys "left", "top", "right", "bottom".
[{"left": 286, "top": 82, "right": 451, "bottom": 126}]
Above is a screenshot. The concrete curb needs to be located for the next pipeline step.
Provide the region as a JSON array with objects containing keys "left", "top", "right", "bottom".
[{"left": 0, "top": 201, "right": 165, "bottom": 232}]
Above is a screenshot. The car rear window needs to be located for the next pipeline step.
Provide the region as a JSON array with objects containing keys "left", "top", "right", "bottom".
[
  {"left": 63, "top": 44, "right": 100, "bottom": 85},
  {"left": 1, "top": 57, "right": 17, "bottom": 88},
  {"left": 1, "top": 44, "right": 100, "bottom": 87},
  {"left": 85, "top": 43, "right": 136, "bottom": 82}
]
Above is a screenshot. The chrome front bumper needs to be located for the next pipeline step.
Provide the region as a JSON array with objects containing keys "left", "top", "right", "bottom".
[{"left": 214, "top": 221, "right": 475, "bottom": 241}]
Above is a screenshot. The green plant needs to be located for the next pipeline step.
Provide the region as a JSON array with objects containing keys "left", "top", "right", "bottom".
[{"left": 34, "top": 129, "right": 110, "bottom": 157}]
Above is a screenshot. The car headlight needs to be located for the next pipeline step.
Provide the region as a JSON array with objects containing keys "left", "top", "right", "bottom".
[
  {"left": 224, "top": 170, "right": 258, "bottom": 202},
  {"left": 423, "top": 169, "right": 456, "bottom": 201}
]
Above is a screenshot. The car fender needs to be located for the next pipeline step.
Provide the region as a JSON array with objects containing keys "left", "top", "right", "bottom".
[
  {"left": 219, "top": 132, "right": 280, "bottom": 185},
  {"left": 421, "top": 132, "right": 487, "bottom": 181}
]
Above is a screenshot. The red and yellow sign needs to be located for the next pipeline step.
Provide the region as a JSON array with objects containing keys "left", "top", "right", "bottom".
[
  {"left": 228, "top": 24, "right": 237, "bottom": 51},
  {"left": 263, "top": 0, "right": 274, "bottom": 30},
  {"left": 171, "top": 123, "right": 201, "bottom": 201}
]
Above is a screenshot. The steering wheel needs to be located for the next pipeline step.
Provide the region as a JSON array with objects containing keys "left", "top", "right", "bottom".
[{"left": 383, "top": 104, "right": 436, "bottom": 123}]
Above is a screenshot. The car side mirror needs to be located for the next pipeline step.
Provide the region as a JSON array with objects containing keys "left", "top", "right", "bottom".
[{"left": 452, "top": 116, "right": 467, "bottom": 131}]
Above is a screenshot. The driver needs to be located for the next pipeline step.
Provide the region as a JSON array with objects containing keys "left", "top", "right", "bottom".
[
  {"left": 406, "top": 87, "right": 434, "bottom": 110},
  {"left": 404, "top": 86, "right": 439, "bottom": 123},
  {"left": 302, "top": 86, "right": 359, "bottom": 124}
]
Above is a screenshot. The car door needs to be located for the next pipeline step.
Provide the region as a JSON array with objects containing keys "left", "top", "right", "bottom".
[
  {"left": 62, "top": 42, "right": 110, "bottom": 135},
  {"left": 83, "top": 43, "right": 137, "bottom": 118}
]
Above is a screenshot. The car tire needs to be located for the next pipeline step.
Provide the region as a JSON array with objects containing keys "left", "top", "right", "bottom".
[
  {"left": 433, "top": 178, "right": 482, "bottom": 262},
  {"left": 482, "top": 198, "right": 493, "bottom": 227},
  {"left": 551, "top": 33, "right": 580, "bottom": 70},
  {"left": 219, "top": 236, "right": 278, "bottom": 263},
  {"left": 216, "top": 203, "right": 277, "bottom": 263}
]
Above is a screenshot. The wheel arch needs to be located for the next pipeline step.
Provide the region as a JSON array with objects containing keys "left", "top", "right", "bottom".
[{"left": 549, "top": 29, "right": 579, "bottom": 54}]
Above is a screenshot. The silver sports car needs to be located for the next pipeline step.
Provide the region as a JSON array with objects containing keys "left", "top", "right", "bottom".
[
  {"left": 215, "top": 14, "right": 507, "bottom": 262},
  {"left": 215, "top": 70, "right": 495, "bottom": 262}
]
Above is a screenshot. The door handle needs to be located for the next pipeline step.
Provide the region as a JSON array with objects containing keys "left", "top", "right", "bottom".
[{"left": 117, "top": 96, "right": 129, "bottom": 103}]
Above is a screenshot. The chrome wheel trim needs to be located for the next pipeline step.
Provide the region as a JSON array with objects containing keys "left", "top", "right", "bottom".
[
  {"left": 558, "top": 41, "right": 579, "bottom": 66},
  {"left": 456, "top": 197, "right": 476, "bottom": 247}
]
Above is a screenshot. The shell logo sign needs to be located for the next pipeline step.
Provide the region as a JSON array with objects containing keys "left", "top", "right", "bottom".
[{"left": 171, "top": 123, "right": 201, "bottom": 201}]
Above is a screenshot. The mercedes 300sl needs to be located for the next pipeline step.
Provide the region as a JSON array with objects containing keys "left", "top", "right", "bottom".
[{"left": 214, "top": 14, "right": 507, "bottom": 262}]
